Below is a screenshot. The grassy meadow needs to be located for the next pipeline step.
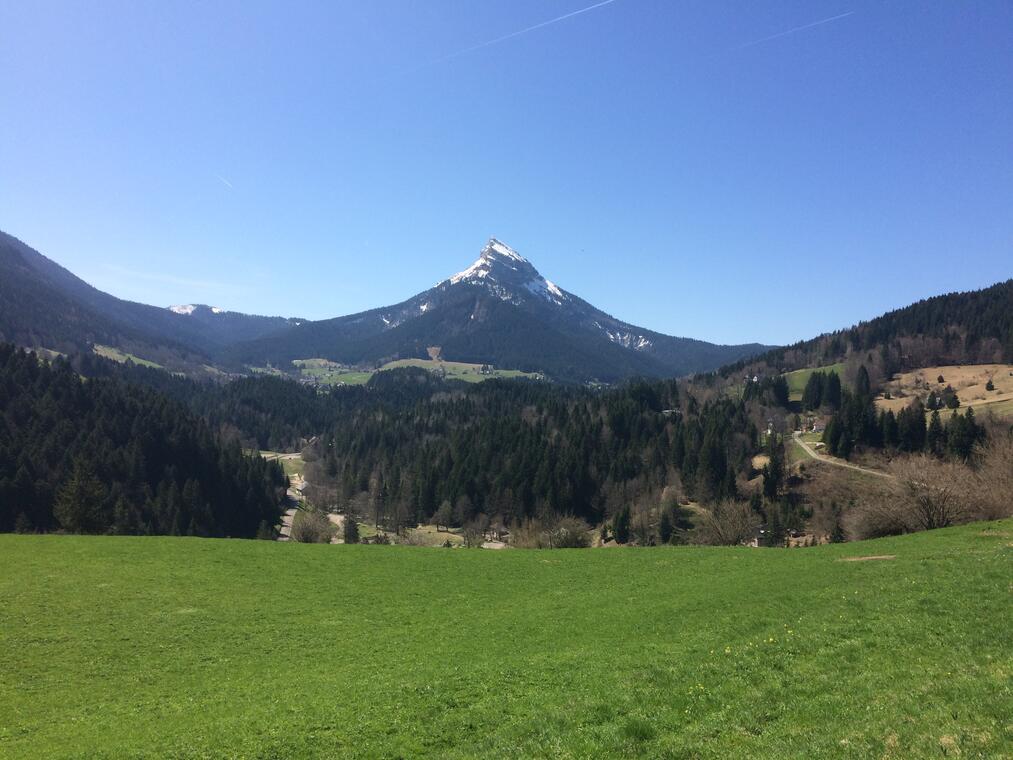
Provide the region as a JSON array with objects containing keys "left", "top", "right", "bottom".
[
  {"left": 256, "top": 358, "right": 542, "bottom": 386},
  {"left": 784, "top": 362, "right": 847, "bottom": 402},
  {"left": 92, "top": 344, "right": 164, "bottom": 370},
  {"left": 1, "top": 521, "right": 1010, "bottom": 758}
]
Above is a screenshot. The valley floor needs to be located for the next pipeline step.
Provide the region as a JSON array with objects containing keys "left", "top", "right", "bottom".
[{"left": 0, "top": 522, "right": 1010, "bottom": 758}]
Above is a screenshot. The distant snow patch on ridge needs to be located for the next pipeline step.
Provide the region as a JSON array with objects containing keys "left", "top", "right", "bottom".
[
  {"left": 169, "top": 304, "right": 226, "bottom": 316},
  {"left": 606, "top": 330, "right": 653, "bottom": 350}
]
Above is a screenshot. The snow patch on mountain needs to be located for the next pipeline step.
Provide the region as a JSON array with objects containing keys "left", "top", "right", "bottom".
[
  {"left": 523, "top": 278, "right": 565, "bottom": 306},
  {"left": 169, "top": 304, "right": 225, "bottom": 316},
  {"left": 606, "top": 330, "right": 653, "bottom": 351},
  {"left": 444, "top": 238, "right": 568, "bottom": 306}
]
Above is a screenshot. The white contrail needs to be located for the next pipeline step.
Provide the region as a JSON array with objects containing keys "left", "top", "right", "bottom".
[
  {"left": 215, "top": 173, "right": 234, "bottom": 190},
  {"left": 440, "top": 0, "right": 618, "bottom": 61},
  {"left": 731, "top": 11, "right": 854, "bottom": 51}
]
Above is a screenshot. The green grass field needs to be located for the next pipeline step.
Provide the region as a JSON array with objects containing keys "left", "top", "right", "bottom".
[
  {"left": 258, "top": 451, "right": 305, "bottom": 478},
  {"left": 2, "top": 521, "right": 1009, "bottom": 758},
  {"left": 92, "top": 344, "right": 164, "bottom": 369},
  {"left": 280, "top": 357, "right": 542, "bottom": 386},
  {"left": 379, "top": 358, "right": 540, "bottom": 383},
  {"left": 785, "top": 362, "right": 847, "bottom": 402}
]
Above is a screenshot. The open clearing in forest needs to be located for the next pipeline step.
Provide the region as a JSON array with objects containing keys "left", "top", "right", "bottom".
[
  {"left": 1, "top": 520, "right": 1010, "bottom": 758},
  {"left": 876, "top": 363, "right": 1013, "bottom": 417},
  {"left": 258, "top": 358, "right": 542, "bottom": 386},
  {"left": 783, "top": 362, "right": 847, "bottom": 402},
  {"left": 258, "top": 450, "right": 305, "bottom": 479},
  {"left": 92, "top": 344, "right": 164, "bottom": 369}
]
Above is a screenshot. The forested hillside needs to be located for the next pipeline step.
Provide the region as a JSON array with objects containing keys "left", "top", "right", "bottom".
[
  {"left": 722, "top": 278, "right": 1013, "bottom": 381},
  {"left": 295, "top": 369, "right": 756, "bottom": 531},
  {"left": 0, "top": 345, "right": 286, "bottom": 536}
]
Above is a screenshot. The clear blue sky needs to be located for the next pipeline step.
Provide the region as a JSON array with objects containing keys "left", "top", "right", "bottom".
[{"left": 2, "top": 1, "right": 1011, "bottom": 345}]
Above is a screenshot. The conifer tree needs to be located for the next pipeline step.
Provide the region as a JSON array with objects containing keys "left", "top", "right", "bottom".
[
  {"left": 927, "top": 410, "right": 944, "bottom": 456},
  {"left": 54, "top": 459, "right": 107, "bottom": 534},
  {"left": 613, "top": 505, "right": 631, "bottom": 544}
]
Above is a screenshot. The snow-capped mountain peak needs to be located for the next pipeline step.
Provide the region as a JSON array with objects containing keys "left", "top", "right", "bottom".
[{"left": 443, "top": 238, "right": 567, "bottom": 306}]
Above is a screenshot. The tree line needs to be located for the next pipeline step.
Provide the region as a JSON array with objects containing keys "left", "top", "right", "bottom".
[
  {"left": 0, "top": 345, "right": 287, "bottom": 536},
  {"left": 822, "top": 365, "right": 985, "bottom": 459}
]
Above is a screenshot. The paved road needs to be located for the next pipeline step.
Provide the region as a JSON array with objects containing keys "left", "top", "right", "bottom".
[{"left": 792, "top": 431, "right": 893, "bottom": 479}]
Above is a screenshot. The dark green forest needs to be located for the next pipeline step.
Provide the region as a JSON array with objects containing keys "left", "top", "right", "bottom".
[
  {"left": 65, "top": 354, "right": 765, "bottom": 531},
  {"left": 300, "top": 370, "right": 757, "bottom": 529},
  {"left": 0, "top": 345, "right": 286, "bottom": 536}
]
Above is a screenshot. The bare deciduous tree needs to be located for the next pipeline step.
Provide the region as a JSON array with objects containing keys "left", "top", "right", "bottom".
[
  {"left": 691, "top": 501, "right": 761, "bottom": 546},
  {"left": 889, "top": 456, "right": 968, "bottom": 530}
]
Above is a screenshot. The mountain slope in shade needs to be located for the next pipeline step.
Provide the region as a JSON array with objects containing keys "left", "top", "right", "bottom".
[
  {"left": 227, "top": 239, "right": 770, "bottom": 382},
  {"left": 0, "top": 231, "right": 300, "bottom": 365}
]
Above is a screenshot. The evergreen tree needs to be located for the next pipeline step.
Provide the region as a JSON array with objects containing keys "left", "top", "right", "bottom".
[
  {"left": 926, "top": 410, "right": 944, "bottom": 456},
  {"left": 659, "top": 509, "right": 674, "bottom": 544},
  {"left": 54, "top": 459, "right": 107, "bottom": 534},
  {"left": 343, "top": 515, "right": 360, "bottom": 544},
  {"left": 855, "top": 365, "right": 872, "bottom": 399},
  {"left": 824, "top": 372, "right": 842, "bottom": 409},
  {"left": 613, "top": 505, "right": 631, "bottom": 544}
]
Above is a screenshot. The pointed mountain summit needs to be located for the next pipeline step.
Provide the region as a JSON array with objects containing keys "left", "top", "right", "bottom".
[
  {"left": 441, "top": 238, "right": 567, "bottom": 306},
  {"left": 226, "top": 238, "right": 771, "bottom": 382}
]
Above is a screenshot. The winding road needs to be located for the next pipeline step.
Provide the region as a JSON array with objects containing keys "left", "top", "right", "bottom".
[{"left": 792, "top": 431, "right": 893, "bottom": 479}]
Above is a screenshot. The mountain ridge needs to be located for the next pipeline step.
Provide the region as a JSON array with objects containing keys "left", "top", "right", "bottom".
[
  {"left": 222, "top": 238, "right": 771, "bottom": 381},
  {"left": 0, "top": 231, "right": 771, "bottom": 382}
]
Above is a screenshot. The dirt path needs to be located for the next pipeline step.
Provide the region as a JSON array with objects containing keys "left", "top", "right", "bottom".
[
  {"left": 327, "top": 513, "right": 345, "bottom": 544},
  {"left": 277, "top": 506, "right": 297, "bottom": 541},
  {"left": 792, "top": 431, "right": 893, "bottom": 479},
  {"left": 277, "top": 472, "right": 306, "bottom": 541}
]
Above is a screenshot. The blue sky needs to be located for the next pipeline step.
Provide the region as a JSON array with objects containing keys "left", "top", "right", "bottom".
[{"left": 2, "top": 1, "right": 1011, "bottom": 345}]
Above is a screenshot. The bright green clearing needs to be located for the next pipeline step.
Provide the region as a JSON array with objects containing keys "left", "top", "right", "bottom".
[
  {"left": 92, "top": 344, "right": 164, "bottom": 369},
  {"left": 258, "top": 451, "right": 305, "bottom": 478},
  {"left": 784, "top": 362, "right": 847, "bottom": 402},
  {"left": 1, "top": 522, "right": 1010, "bottom": 758},
  {"left": 282, "top": 357, "right": 541, "bottom": 386},
  {"left": 379, "top": 358, "right": 540, "bottom": 382}
]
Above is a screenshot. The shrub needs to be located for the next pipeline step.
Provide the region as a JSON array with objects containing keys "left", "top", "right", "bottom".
[
  {"left": 545, "top": 517, "right": 592, "bottom": 548},
  {"left": 690, "top": 501, "right": 760, "bottom": 546},
  {"left": 970, "top": 435, "right": 1013, "bottom": 521},
  {"left": 853, "top": 455, "right": 979, "bottom": 539},
  {"left": 291, "top": 510, "right": 335, "bottom": 543}
]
